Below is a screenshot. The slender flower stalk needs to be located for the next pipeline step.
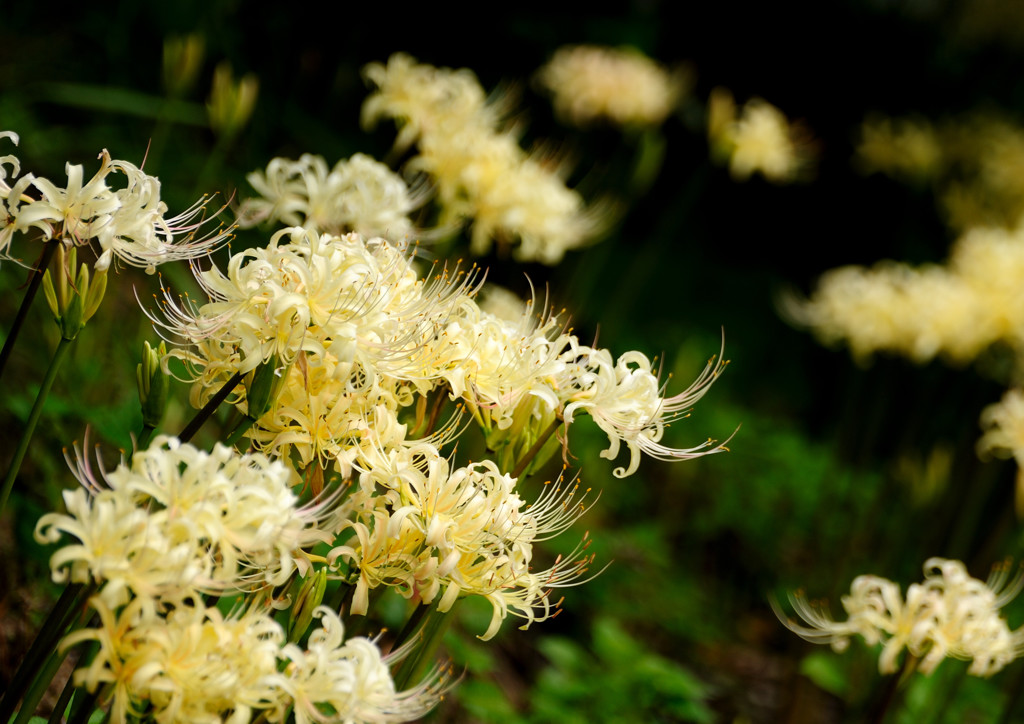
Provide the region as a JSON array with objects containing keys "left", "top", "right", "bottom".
[
  {"left": 391, "top": 598, "right": 458, "bottom": 691},
  {"left": 0, "top": 336, "right": 74, "bottom": 512},
  {"left": 177, "top": 370, "right": 244, "bottom": 443},
  {"left": 0, "top": 582, "right": 90, "bottom": 724},
  {"left": 0, "top": 236, "right": 58, "bottom": 382}
]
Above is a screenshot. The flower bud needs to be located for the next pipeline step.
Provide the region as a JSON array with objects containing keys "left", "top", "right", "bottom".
[
  {"left": 162, "top": 33, "right": 205, "bottom": 98},
  {"left": 288, "top": 567, "right": 327, "bottom": 641},
  {"left": 137, "top": 341, "right": 170, "bottom": 429},
  {"left": 207, "top": 62, "right": 259, "bottom": 140},
  {"left": 244, "top": 355, "right": 289, "bottom": 421},
  {"left": 42, "top": 244, "right": 108, "bottom": 340}
]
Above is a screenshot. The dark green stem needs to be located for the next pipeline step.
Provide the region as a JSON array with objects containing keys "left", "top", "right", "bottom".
[
  {"left": 0, "top": 336, "right": 74, "bottom": 512},
  {"left": 0, "top": 582, "right": 87, "bottom": 723},
  {"left": 13, "top": 647, "right": 71, "bottom": 724},
  {"left": 47, "top": 665, "right": 78, "bottom": 724},
  {"left": 224, "top": 415, "right": 256, "bottom": 448},
  {"left": 136, "top": 424, "right": 158, "bottom": 452},
  {"left": 66, "top": 687, "right": 100, "bottom": 724},
  {"left": 326, "top": 580, "right": 353, "bottom": 616},
  {"left": 0, "top": 237, "right": 59, "bottom": 383},
  {"left": 393, "top": 601, "right": 432, "bottom": 651},
  {"left": 997, "top": 660, "right": 1024, "bottom": 724},
  {"left": 391, "top": 599, "right": 458, "bottom": 691},
  {"left": 178, "top": 371, "right": 243, "bottom": 443},
  {"left": 511, "top": 417, "right": 562, "bottom": 479},
  {"left": 869, "top": 654, "right": 918, "bottom": 724}
]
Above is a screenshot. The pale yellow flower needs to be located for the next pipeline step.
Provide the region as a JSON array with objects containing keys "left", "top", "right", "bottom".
[
  {"left": 9, "top": 146, "right": 231, "bottom": 272},
  {"left": 238, "top": 152, "right": 433, "bottom": 243},
  {"left": 36, "top": 436, "right": 333, "bottom": 606},
  {"left": 330, "top": 443, "right": 597, "bottom": 639},
  {"left": 777, "top": 558, "right": 1024, "bottom": 676},
  {"left": 361, "top": 53, "right": 495, "bottom": 152},
  {"left": 0, "top": 130, "right": 41, "bottom": 261},
  {"left": 537, "top": 45, "right": 686, "bottom": 128},
  {"left": 63, "top": 595, "right": 282, "bottom": 724},
  {"left": 271, "top": 607, "right": 451, "bottom": 724},
  {"left": 856, "top": 115, "right": 943, "bottom": 184},
  {"left": 363, "top": 53, "right": 608, "bottom": 264},
  {"left": 979, "top": 389, "right": 1024, "bottom": 464},
  {"left": 709, "top": 89, "right": 814, "bottom": 184},
  {"left": 783, "top": 220, "right": 1024, "bottom": 368},
  {"left": 62, "top": 597, "right": 447, "bottom": 724}
]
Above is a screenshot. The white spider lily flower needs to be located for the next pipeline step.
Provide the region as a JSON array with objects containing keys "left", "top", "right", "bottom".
[
  {"left": 776, "top": 558, "right": 1024, "bottom": 677},
  {"left": 8, "top": 146, "right": 231, "bottom": 271},
  {"left": 239, "top": 152, "right": 433, "bottom": 243},
  {"left": 157, "top": 227, "right": 480, "bottom": 390},
  {"left": 537, "top": 45, "right": 686, "bottom": 128},
  {"left": 561, "top": 342, "right": 730, "bottom": 478},
  {"left": 36, "top": 436, "right": 335, "bottom": 607},
  {"left": 271, "top": 607, "right": 452, "bottom": 724},
  {"left": 331, "top": 443, "right": 597, "bottom": 639},
  {"left": 62, "top": 595, "right": 283, "bottom": 724},
  {"left": 0, "top": 130, "right": 43, "bottom": 261},
  {"left": 363, "top": 53, "right": 610, "bottom": 264},
  {"left": 62, "top": 598, "right": 448, "bottom": 724},
  {"left": 19, "top": 151, "right": 121, "bottom": 244}
]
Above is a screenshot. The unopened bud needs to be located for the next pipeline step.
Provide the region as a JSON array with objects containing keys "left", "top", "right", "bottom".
[
  {"left": 289, "top": 568, "right": 328, "bottom": 641},
  {"left": 244, "top": 355, "right": 289, "bottom": 420},
  {"left": 42, "top": 244, "right": 107, "bottom": 341},
  {"left": 163, "top": 33, "right": 205, "bottom": 98},
  {"left": 137, "top": 341, "right": 169, "bottom": 429},
  {"left": 207, "top": 62, "right": 259, "bottom": 140}
]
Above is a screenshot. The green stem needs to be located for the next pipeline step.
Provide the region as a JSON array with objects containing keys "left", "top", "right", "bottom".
[
  {"left": 193, "top": 135, "right": 232, "bottom": 200},
  {"left": 47, "top": 637, "right": 97, "bottom": 724},
  {"left": 13, "top": 647, "right": 70, "bottom": 724},
  {"left": 0, "top": 237, "right": 59, "bottom": 383},
  {"left": 0, "top": 336, "right": 74, "bottom": 512},
  {"left": 136, "top": 423, "right": 158, "bottom": 452},
  {"left": 67, "top": 687, "right": 101, "bottom": 724},
  {"left": 869, "top": 654, "right": 918, "bottom": 724},
  {"left": 177, "top": 371, "right": 243, "bottom": 443},
  {"left": 997, "top": 660, "right": 1024, "bottom": 724},
  {"left": 510, "top": 417, "right": 562, "bottom": 479},
  {"left": 47, "top": 667, "right": 77, "bottom": 724},
  {"left": 393, "top": 601, "right": 432, "bottom": 651},
  {"left": 391, "top": 599, "right": 458, "bottom": 691},
  {"left": 224, "top": 415, "right": 256, "bottom": 448},
  {"left": 326, "top": 580, "right": 353, "bottom": 616},
  {"left": 0, "top": 582, "right": 87, "bottom": 723}
]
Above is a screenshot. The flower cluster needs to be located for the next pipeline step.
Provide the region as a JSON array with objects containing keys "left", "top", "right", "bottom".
[
  {"left": 0, "top": 132, "right": 231, "bottom": 271},
  {"left": 776, "top": 558, "right": 1024, "bottom": 677},
  {"left": 978, "top": 389, "right": 1024, "bottom": 516},
  {"left": 708, "top": 88, "right": 814, "bottom": 184},
  {"left": 979, "top": 389, "right": 1024, "bottom": 466},
  {"left": 62, "top": 597, "right": 449, "bottom": 724},
  {"left": 157, "top": 229, "right": 727, "bottom": 480},
  {"left": 237, "top": 152, "right": 432, "bottom": 243},
  {"left": 854, "top": 111, "right": 1024, "bottom": 230},
  {"left": 362, "top": 53, "right": 609, "bottom": 264},
  {"left": 856, "top": 114, "right": 944, "bottom": 185},
  {"left": 782, "top": 221, "right": 1024, "bottom": 366},
  {"left": 36, "top": 437, "right": 449, "bottom": 723},
  {"left": 35, "top": 436, "right": 333, "bottom": 607},
  {"left": 331, "top": 443, "right": 596, "bottom": 639},
  {"left": 535, "top": 45, "right": 686, "bottom": 128}
]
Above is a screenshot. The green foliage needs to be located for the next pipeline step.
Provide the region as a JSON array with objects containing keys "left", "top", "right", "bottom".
[{"left": 528, "top": 618, "right": 714, "bottom": 724}]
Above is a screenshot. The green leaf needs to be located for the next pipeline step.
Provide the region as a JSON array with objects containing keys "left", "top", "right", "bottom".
[{"left": 800, "top": 651, "right": 849, "bottom": 697}]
